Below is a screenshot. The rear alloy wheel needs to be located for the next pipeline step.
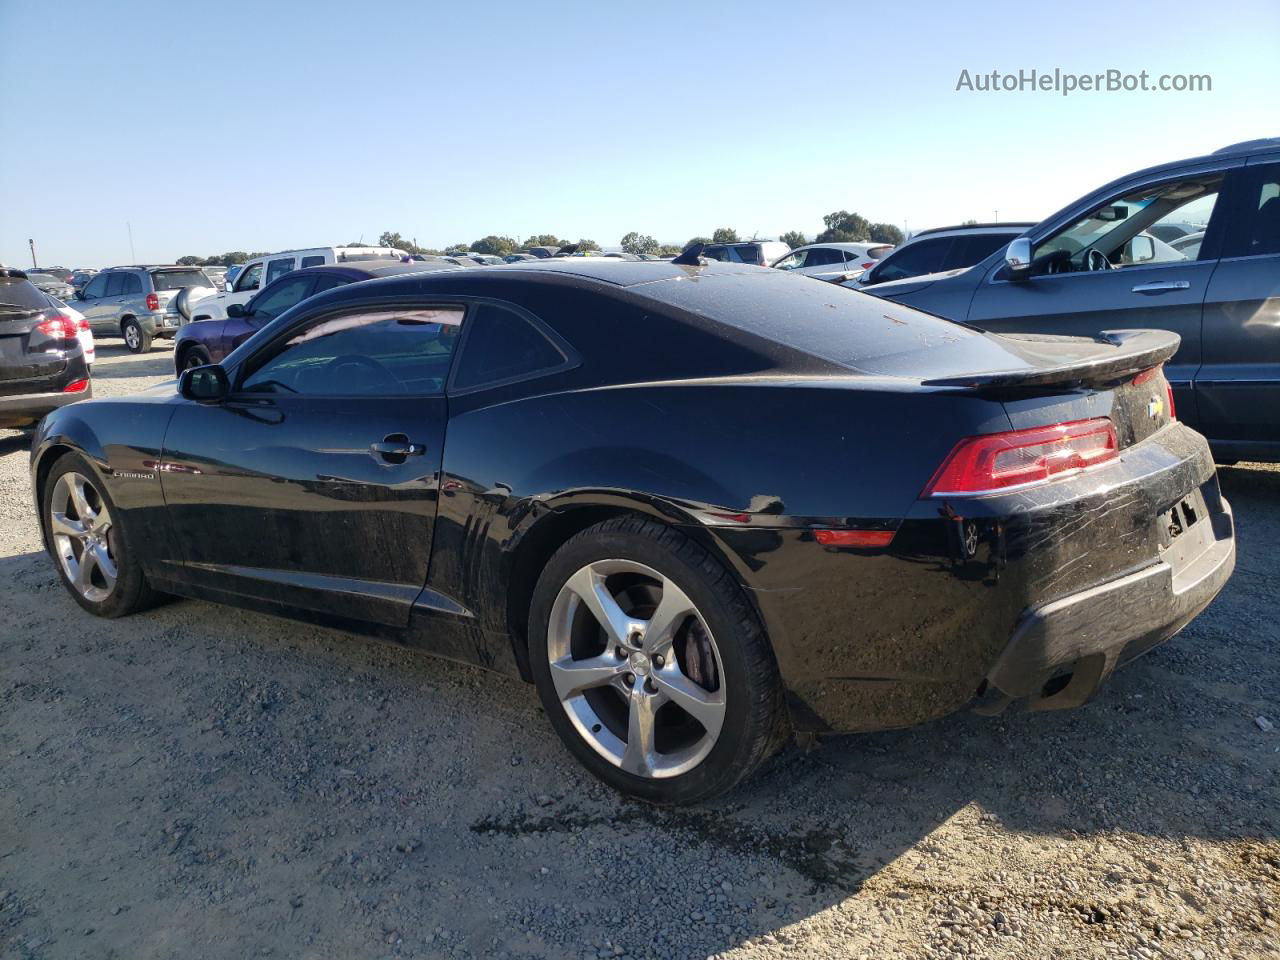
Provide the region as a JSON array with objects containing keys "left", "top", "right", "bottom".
[
  {"left": 122, "top": 318, "right": 151, "bottom": 353},
  {"left": 43, "top": 453, "right": 163, "bottom": 618},
  {"left": 529, "top": 516, "right": 788, "bottom": 804}
]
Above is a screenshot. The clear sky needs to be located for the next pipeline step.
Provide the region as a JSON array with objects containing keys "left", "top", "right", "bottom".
[{"left": 2, "top": 0, "right": 1276, "bottom": 267}]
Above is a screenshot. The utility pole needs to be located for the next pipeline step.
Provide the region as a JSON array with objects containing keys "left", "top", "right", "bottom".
[
  {"left": 127, "top": 222, "right": 137, "bottom": 263},
  {"left": 28, "top": 238, "right": 37, "bottom": 268},
  {"left": 994, "top": 209, "right": 999, "bottom": 223}
]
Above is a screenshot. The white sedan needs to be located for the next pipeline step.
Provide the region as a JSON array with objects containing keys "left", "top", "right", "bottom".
[{"left": 49, "top": 295, "right": 95, "bottom": 368}]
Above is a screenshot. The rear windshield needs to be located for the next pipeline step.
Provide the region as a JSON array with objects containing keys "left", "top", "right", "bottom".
[
  {"left": 867, "top": 246, "right": 893, "bottom": 260},
  {"left": 150, "top": 269, "right": 211, "bottom": 291},
  {"left": 26, "top": 273, "right": 59, "bottom": 284},
  {"left": 0, "top": 278, "right": 50, "bottom": 314}
]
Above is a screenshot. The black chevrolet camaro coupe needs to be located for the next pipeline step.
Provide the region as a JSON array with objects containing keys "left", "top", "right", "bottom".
[{"left": 30, "top": 259, "right": 1236, "bottom": 803}]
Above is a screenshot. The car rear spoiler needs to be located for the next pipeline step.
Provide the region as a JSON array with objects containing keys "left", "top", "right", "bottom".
[{"left": 921, "top": 329, "right": 1180, "bottom": 390}]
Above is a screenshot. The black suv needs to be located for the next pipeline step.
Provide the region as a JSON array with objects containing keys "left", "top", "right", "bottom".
[
  {"left": 0, "top": 267, "right": 91, "bottom": 430},
  {"left": 864, "top": 138, "right": 1280, "bottom": 463}
]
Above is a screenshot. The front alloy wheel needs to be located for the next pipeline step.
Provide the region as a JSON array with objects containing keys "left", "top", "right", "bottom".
[
  {"left": 49, "top": 471, "right": 118, "bottom": 602},
  {"left": 548, "top": 559, "right": 727, "bottom": 779}
]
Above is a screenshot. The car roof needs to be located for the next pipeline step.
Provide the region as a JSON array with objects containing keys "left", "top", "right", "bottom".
[
  {"left": 908, "top": 223, "right": 1035, "bottom": 239},
  {"left": 293, "top": 260, "right": 461, "bottom": 280},
  {"left": 794, "top": 241, "right": 894, "bottom": 252}
]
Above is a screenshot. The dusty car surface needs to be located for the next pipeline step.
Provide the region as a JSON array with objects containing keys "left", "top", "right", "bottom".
[{"left": 29, "top": 259, "right": 1235, "bottom": 803}]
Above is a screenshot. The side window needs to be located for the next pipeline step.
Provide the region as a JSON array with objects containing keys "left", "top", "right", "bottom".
[
  {"left": 772, "top": 251, "right": 808, "bottom": 270},
  {"left": 235, "top": 262, "right": 264, "bottom": 292},
  {"left": 701, "top": 245, "right": 727, "bottom": 262},
  {"left": 805, "top": 248, "right": 843, "bottom": 267},
  {"left": 1233, "top": 165, "right": 1280, "bottom": 257},
  {"left": 106, "top": 273, "right": 128, "bottom": 296},
  {"left": 241, "top": 306, "right": 464, "bottom": 396},
  {"left": 310, "top": 274, "right": 349, "bottom": 295},
  {"left": 726, "top": 246, "right": 761, "bottom": 264},
  {"left": 250, "top": 277, "right": 314, "bottom": 319},
  {"left": 1035, "top": 173, "right": 1223, "bottom": 270},
  {"left": 451, "top": 303, "right": 568, "bottom": 391},
  {"left": 299, "top": 255, "right": 326, "bottom": 268},
  {"left": 121, "top": 273, "right": 142, "bottom": 295},
  {"left": 873, "top": 238, "right": 952, "bottom": 283},
  {"left": 945, "top": 234, "right": 1016, "bottom": 270},
  {"left": 83, "top": 274, "right": 109, "bottom": 299},
  {"left": 264, "top": 258, "right": 296, "bottom": 285}
]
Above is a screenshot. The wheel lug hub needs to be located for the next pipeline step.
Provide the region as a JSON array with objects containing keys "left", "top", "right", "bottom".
[{"left": 624, "top": 673, "right": 635, "bottom": 686}]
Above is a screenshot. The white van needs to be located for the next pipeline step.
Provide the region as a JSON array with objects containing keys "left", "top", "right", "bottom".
[{"left": 181, "top": 246, "right": 406, "bottom": 322}]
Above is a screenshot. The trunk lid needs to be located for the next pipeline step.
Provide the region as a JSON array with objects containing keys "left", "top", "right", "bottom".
[{"left": 0, "top": 305, "right": 68, "bottom": 394}]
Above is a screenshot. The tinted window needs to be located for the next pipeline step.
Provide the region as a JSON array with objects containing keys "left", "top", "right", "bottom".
[
  {"left": 310, "top": 274, "right": 350, "bottom": 294},
  {"left": 1238, "top": 165, "right": 1280, "bottom": 257},
  {"left": 0, "top": 278, "right": 50, "bottom": 312},
  {"left": 251, "top": 277, "right": 314, "bottom": 319},
  {"left": 235, "top": 262, "right": 263, "bottom": 292},
  {"left": 452, "top": 304, "right": 566, "bottom": 390},
  {"left": 265, "top": 258, "right": 295, "bottom": 285},
  {"left": 106, "top": 273, "right": 128, "bottom": 296},
  {"left": 120, "top": 273, "right": 142, "bottom": 295},
  {"left": 300, "top": 255, "right": 326, "bottom": 268},
  {"left": 242, "top": 307, "right": 463, "bottom": 396},
  {"left": 944, "top": 233, "right": 1017, "bottom": 270},
  {"left": 726, "top": 245, "right": 761, "bottom": 264},
  {"left": 701, "top": 245, "right": 727, "bottom": 262},
  {"left": 804, "top": 248, "right": 844, "bottom": 267},
  {"left": 150, "top": 269, "right": 209, "bottom": 291},
  {"left": 83, "top": 274, "right": 109, "bottom": 299},
  {"left": 872, "top": 238, "right": 953, "bottom": 282}
]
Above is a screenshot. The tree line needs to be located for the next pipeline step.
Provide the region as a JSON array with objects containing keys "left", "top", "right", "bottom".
[{"left": 174, "top": 212, "right": 905, "bottom": 266}]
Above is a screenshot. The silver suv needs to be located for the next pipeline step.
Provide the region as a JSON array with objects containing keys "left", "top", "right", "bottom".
[{"left": 74, "top": 266, "right": 216, "bottom": 353}]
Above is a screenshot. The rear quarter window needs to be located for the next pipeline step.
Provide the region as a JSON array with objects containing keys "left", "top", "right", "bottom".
[{"left": 451, "top": 303, "right": 570, "bottom": 391}]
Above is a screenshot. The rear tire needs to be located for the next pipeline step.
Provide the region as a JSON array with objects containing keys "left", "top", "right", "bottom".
[
  {"left": 528, "top": 515, "right": 789, "bottom": 804},
  {"left": 42, "top": 452, "right": 164, "bottom": 618},
  {"left": 122, "top": 318, "right": 151, "bottom": 353}
]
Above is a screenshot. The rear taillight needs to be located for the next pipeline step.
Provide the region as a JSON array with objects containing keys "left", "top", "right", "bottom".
[
  {"left": 35, "top": 312, "right": 77, "bottom": 341},
  {"left": 924, "top": 418, "right": 1118, "bottom": 497},
  {"left": 860, "top": 261, "right": 874, "bottom": 270},
  {"left": 76, "top": 315, "right": 89, "bottom": 331},
  {"left": 1166, "top": 382, "right": 1176, "bottom": 420},
  {"left": 145, "top": 292, "right": 160, "bottom": 310},
  {"left": 63, "top": 378, "right": 89, "bottom": 393}
]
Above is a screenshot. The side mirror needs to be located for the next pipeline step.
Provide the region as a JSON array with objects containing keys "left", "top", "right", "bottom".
[
  {"left": 1128, "top": 234, "right": 1155, "bottom": 263},
  {"left": 226, "top": 303, "right": 247, "bottom": 318},
  {"left": 179, "top": 364, "right": 230, "bottom": 403},
  {"left": 1004, "top": 238, "right": 1034, "bottom": 279}
]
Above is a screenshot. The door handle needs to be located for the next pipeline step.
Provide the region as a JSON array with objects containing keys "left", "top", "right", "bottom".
[
  {"left": 369, "top": 434, "right": 426, "bottom": 463},
  {"left": 1131, "top": 280, "right": 1191, "bottom": 294}
]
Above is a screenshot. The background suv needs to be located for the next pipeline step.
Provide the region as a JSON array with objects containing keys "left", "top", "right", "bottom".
[
  {"left": 772, "top": 241, "right": 893, "bottom": 281},
  {"left": 698, "top": 239, "right": 790, "bottom": 266},
  {"left": 0, "top": 267, "right": 91, "bottom": 429},
  {"left": 75, "top": 266, "right": 216, "bottom": 353},
  {"left": 863, "top": 137, "right": 1280, "bottom": 463}
]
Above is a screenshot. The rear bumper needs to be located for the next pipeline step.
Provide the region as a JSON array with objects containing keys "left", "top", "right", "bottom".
[
  {"left": 982, "top": 494, "right": 1234, "bottom": 711},
  {"left": 0, "top": 384, "right": 92, "bottom": 428}
]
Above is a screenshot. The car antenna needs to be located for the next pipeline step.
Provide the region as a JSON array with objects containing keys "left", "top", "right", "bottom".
[{"left": 671, "top": 243, "right": 706, "bottom": 266}]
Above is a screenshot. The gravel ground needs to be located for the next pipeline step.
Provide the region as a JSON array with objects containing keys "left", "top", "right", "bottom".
[{"left": 2, "top": 342, "right": 1278, "bottom": 960}]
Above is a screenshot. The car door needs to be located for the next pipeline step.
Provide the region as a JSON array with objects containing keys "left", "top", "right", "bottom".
[
  {"left": 1195, "top": 161, "right": 1280, "bottom": 455},
  {"left": 93, "top": 272, "right": 130, "bottom": 335},
  {"left": 967, "top": 167, "right": 1238, "bottom": 429},
  {"left": 77, "top": 273, "right": 111, "bottom": 332},
  {"left": 159, "top": 299, "right": 465, "bottom": 626}
]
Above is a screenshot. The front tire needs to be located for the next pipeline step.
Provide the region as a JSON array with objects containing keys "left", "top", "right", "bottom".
[
  {"left": 178, "top": 345, "right": 211, "bottom": 373},
  {"left": 122, "top": 318, "right": 151, "bottom": 353},
  {"left": 528, "top": 516, "right": 789, "bottom": 804},
  {"left": 42, "top": 453, "right": 163, "bottom": 618}
]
